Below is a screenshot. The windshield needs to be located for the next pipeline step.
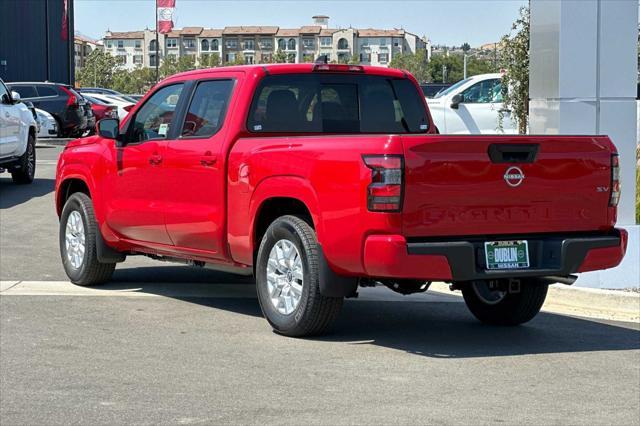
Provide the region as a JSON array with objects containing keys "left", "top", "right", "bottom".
[{"left": 433, "top": 77, "right": 472, "bottom": 98}]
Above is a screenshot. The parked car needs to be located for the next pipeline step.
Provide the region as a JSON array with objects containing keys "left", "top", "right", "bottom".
[
  {"left": 0, "top": 78, "right": 38, "bottom": 184},
  {"left": 427, "top": 73, "right": 517, "bottom": 134},
  {"left": 420, "top": 82, "right": 451, "bottom": 98},
  {"left": 78, "top": 88, "right": 139, "bottom": 104},
  {"left": 82, "top": 94, "right": 118, "bottom": 122},
  {"left": 55, "top": 64, "right": 627, "bottom": 336},
  {"left": 6, "top": 82, "right": 88, "bottom": 137},
  {"left": 35, "top": 108, "right": 59, "bottom": 138},
  {"left": 80, "top": 97, "right": 96, "bottom": 137},
  {"left": 125, "top": 94, "right": 144, "bottom": 102},
  {"left": 83, "top": 92, "right": 133, "bottom": 120}
]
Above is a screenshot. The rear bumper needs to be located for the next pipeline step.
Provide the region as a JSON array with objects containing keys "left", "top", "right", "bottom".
[{"left": 363, "top": 230, "right": 627, "bottom": 282}]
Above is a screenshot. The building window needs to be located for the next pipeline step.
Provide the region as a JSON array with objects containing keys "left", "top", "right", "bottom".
[
  {"left": 116, "top": 55, "right": 127, "bottom": 65},
  {"left": 378, "top": 53, "right": 389, "bottom": 63},
  {"left": 135, "top": 40, "right": 141, "bottom": 49},
  {"left": 149, "top": 54, "right": 158, "bottom": 66},
  {"left": 226, "top": 38, "right": 238, "bottom": 49},
  {"left": 259, "top": 38, "right": 273, "bottom": 49},
  {"left": 320, "top": 37, "right": 332, "bottom": 47},
  {"left": 393, "top": 39, "right": 401, "bottom": 47},
  {"left": 201, "top": 39, "right": 209, "bottom": 51},
  {"left": 243, "top": 40, "right": 255, "bottom": 50},
  {"left": 261, "top": 53, "right": 272, "bottom": 63},
  {"left": 106, "top": 41, "right": 113, "bottom": 48},
  {"left": 149, "top": 39, "right": 157, "bottom": 51},
  {"left": 359, "top": 53, "right": 371, "bottom": 63},
  {"left": 212, "top": 39, "right": 219, "bottom": 50},
  {"left": 133, "top": 55, "right": 143, "bottom": 65},
  {"left": 225, "top": 52, "right": 236, "bottom": 63},
  {"left": 302, "top": 38, "right": 314, "bottom": 49},
  {"left": 361, "top": 39, "right": 369, "bottom": 47},
  {"left": 277, "top": 39, "right": 286, "bottom": 51},
  {"left": 117, "top": 40, "right": 124, "bottom": 49},
  {"left": 337, "top": 38, "right": 349, "bottom": 50},
  {"left": 166, "top": 38, "right": 177, "bottom": 48},
  {"left": 380, "top": 38, "right": 387, "bottom": 46},
  {"left": 244, "top": 54, "right": 254, "bottom": 64},
  {"left": 287, "top": 38, "right": 296, "bottom": 50},
  {"left": 184, "top": 38, "right": 195, "bottom": 48}
]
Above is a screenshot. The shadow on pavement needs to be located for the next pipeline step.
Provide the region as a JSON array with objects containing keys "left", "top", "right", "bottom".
[
  {"left": 102, "top": 265, "right": 640, "bottom": 359},
  {"left": 0, "top": 177, "right": 55, "bottom": 209}
]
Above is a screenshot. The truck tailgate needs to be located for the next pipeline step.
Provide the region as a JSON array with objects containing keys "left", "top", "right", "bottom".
[{"left": 401, "top": 135, "right": 614, "bottom": 238}]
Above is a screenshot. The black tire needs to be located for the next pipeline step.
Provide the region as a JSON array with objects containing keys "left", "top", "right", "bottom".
[
  {"left": 461, "top": 279, "right": 548, "bottom": 325},
  {"left": 11, "top": 133, "right": 36, "bottom": 184},
  {"left": 59, "top": 192, "right": 116, "bottom": 286},
  {"left": 256, "top": 215, "right": 343, "bottom": 337}
]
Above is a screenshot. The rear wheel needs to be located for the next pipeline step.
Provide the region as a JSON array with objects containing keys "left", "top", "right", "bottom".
[
  {"left": 59, "top": 192, "right": 116, "bottom": 286},
  {"left": 11, "top": 133, "right": 36, "bottom": 184},
  {"left": 461, "top": 279, "right": 548, "bottom": 325},
  {"left": 256, "top": 215, "right": 343, "bottom": 337}
]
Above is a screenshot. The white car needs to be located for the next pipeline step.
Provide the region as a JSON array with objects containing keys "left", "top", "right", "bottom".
[
  {"left": 427, "top": 73, "right": 516, "bottom": 134},
  {"left": 83, "top": 93, "right": 134, "bottom": 120},
  {"left": 0, "top": 78, "right": 38, "bottom": 184},
  {"left": 35, "top": 108, "right": 58, "bottom": 138}
]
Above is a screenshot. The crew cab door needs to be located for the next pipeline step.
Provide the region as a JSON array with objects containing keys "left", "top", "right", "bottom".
[
  {"left": 0, "top": 84, "right": 23, "bottom": 157},
  {"left": 446, "top": 78, "right": 516, "bottom": 134},
  {"left": 103, "top": 83, "right": 185, "bottom": 246},
  {"left": 163, "top": 77, "right": 238, "bottom": 257}
]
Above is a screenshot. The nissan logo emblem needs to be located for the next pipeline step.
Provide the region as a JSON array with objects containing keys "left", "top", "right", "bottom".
[{"left": 504, "top": 166, "right": 525, "bottom": 187}]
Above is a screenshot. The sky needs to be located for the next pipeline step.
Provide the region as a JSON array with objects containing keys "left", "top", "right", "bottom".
[{"left": 74, "top": 0, "right": 527, "bottom": 47}]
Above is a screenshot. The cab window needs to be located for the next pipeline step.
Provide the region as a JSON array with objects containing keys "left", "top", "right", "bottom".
[
  {"left": 180, "top": 80, "right": 234, "bottom": 138},
  {"left": 128, "top": 84, "right": 184, "bottom": 143},
  {"left": 461, "top": 79, "right": 502, "bottom": 103}
]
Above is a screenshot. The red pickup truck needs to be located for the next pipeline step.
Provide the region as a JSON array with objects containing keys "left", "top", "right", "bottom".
[{"left": 56, "top": 64, "right": 627, "bottom": 336}]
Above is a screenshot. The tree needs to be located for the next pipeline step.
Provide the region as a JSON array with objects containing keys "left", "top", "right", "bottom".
[
  {"left": 426, "top": 53, "right": 494, "bottom": 83},
  {"left": 272, "top": 50, "right": 288, "bottom": 63},
  {"left": 389, "top": 49, "right": 430, "bottom": 82},
  {"left": 461, "top": 42, "right": 471, "bottom": 53},
  {"left": 111, "top": 67, "right": 155, "bottom": 94},
  {"left": 498, "top": 6, "right": 529, "bottom": 134},
  {"left": 348, "top": 54, "right": 360, "bottom": 65},
  {"left": 75, "top": 50, "right": 118, "bottom": 88},
  {"left": 198, "top": 53, "right": 220, "bottom": 69},
  {"left": 160, "top": 55, "right": 196, "bottom": 78}
]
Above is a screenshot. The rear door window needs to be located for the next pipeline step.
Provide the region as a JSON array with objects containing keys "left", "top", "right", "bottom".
[
  {"left": 247, "top": 74, "right": 428, "bottom": 134},
  {"left": 35, "top": 85, "right": 58, "bottom": 97},
  {"left": 10, "top": 85, "right": 37, "bottom": 99},
  {"left": 180, "top": 80, "right": 234, "bottom": 138}
]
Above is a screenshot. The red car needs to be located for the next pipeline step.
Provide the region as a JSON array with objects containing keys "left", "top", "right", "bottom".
[
  {"left": 82, "top": 94, "right": 118, "bottom": 122},
  {"left": 55, "top": 64, "right": 627, "bottom": 336}
]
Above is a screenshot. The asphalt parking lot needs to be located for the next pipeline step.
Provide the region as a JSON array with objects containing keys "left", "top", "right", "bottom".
[{"left": 1, "top": 143, "right": 639, "bottom": 425}]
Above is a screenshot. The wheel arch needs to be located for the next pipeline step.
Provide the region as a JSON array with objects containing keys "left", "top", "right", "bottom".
[{"left": 56, "top": 176, "right": 92, "bottom": 217}]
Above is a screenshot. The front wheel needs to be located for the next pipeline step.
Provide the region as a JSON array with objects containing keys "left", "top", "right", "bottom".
[
  {"left": 256, "top": 215, "right": 343, "bottom": 337},
  {"left": 11, "top": 133, "right": 36, "bottom": 184},
  {"left": 59, "top": 192, "right": 116, "bottom": 286},
  {"left": 461, "top": 279, "right": 548, "bottom": 325}
]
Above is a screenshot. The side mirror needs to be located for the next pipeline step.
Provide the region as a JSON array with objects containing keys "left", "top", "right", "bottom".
[
  {"left": 450, "top": 93, "right": 463, "bottom": 109},
  {"left": 10, "top": 91, "right": 21, "bottom": 102},
  {"left": 98, "top": 118, "right": 120, "bottom": 140}
]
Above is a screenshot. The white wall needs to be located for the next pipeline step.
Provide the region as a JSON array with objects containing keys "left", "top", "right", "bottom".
[{"left": 529, "top": 0, "right": 639, "bottom": 289}]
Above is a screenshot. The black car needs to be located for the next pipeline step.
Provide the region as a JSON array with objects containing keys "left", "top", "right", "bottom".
[
  {"left": 6, "top": 82, "right": 88, "bottom": 137},
  {"left": 420, "top": 83, "right": 452, "bottom": 98}
]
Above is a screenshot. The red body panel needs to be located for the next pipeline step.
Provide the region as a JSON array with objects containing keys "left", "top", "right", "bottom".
[{"left": 55, "top": 64, "right": 627, "bottom": 282}]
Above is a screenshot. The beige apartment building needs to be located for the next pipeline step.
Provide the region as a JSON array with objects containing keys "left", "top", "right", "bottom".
[{"left": 102, "top": 16, "right": 430, "bottom": 70}]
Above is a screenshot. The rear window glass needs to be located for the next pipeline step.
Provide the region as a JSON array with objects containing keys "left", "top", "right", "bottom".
[
  {"left": 36, "top": 85, "right": 58, "bottom": 97},
  {"left": 10, "top": 85, "right": 38, "bottom": 99},
  {"left": 247, "top": 74, "right": 429, "bottom": 134}
]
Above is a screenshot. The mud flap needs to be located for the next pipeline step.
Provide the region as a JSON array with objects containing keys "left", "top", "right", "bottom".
[
  {"left": 96, "top": 231, "right": 126, "bottom": 263},
  {"left": 318, "top": 246, "right": 358, "bottom": 298}
]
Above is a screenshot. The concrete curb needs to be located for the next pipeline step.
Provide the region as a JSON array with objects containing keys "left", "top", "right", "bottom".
[{"left": 429, "top": 282, "right": 640, "bottom": 323}]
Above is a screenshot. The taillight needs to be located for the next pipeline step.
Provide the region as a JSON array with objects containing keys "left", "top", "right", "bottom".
[
  {"left": 313, "top": 64, "right": 364, "bottom": 73},
  {"left": 363, "top": 155, "right": 403, "bottom": 212},
  {"left": 609, "top": 154, "right": 620, "bottom": 207},
  {"left": 60, "top": 86, "right": 78, "bottom": 107}
]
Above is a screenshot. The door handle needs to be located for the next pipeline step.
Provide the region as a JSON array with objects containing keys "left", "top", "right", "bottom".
[
  {"left": 149, "top": 154, "right": 163, "bottom": 165},
  {"left": 200, "top": 157, "right": 217, "bottom": 167}
]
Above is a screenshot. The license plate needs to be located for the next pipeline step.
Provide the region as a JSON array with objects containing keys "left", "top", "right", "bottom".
[{"left": 484, "top": 240, "right": 529, "bottom": 270}]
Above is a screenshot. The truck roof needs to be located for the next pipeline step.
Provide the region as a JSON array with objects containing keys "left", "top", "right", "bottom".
[{"left": 165, "top": 63, "right": 409, "bottom": 82}]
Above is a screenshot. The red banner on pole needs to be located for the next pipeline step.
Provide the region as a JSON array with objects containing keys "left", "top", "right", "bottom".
[
  {"left": 157, "top": 0, "right": 176, "bottom": 34},
  {"left": 61, "top": 0, "right": 69, "bottom": 41}
]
